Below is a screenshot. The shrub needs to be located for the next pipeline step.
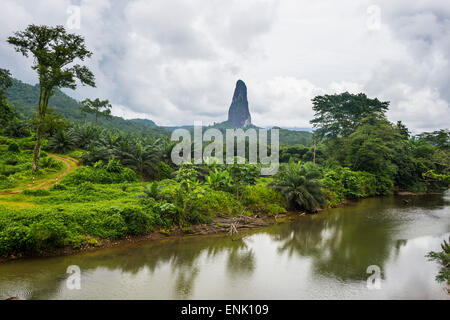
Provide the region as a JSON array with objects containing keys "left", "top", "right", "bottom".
[
  {"left": 77, "top": 182, "right": 96, "bottom": 194},
  {"left": 50, "top": 183, "right": 67, "bottom": 191},
  {"left": 63, "top": 166, "right": 138, "bottom": 185},
  {"left": 175, "top": 163, "right": 199, "bottom": 182},
  {"left": 153, "top": 202, "right": 178, "bottom": 226},
  {"left": 242, "top": 183, "right": 287, "bottom": 215},
  {"left": 92, "top": 210, "right": 127, "bottom": 239},
  {"left": 29, "top": 217, "right": 71, "bottom": 250},
  {"left": 39, "top": 156, "right": 63, "bottom": 169},
  {"left": 228, "top": 163, "right": 260, "bottom": 185},
  {"left": 158, "top": 161, "right": 173, "bottom": 180},
  {"left": 4, "top": 155, "right": 18, "bottom": 165},
  {"left": 22, "top": 189, "right": 51, "bottom": 196},
  {"left": 118, "top": 206, "right": 154, "bottom": 235},
  {"left": 7, "top": 142, "right": 20, "bottom": 153},
  {"left": 105, "top": 159, "right": 122, "bottom": 173},
  {"left": 191, "top": 189, "right": 244, "bottom": 219},
  {"left": 321, "top": 188, "right": 342, "bottom": 208},
  {"left": 321, "top": 166, "right": 381, "bottom": 205},
  {"left": 206, "top": 168, "right": 234, "bottom": 193},
  {"left": 0, "top": 201, "right": 163, "bottom": 256},
  {"left": 140, "top": 182, "right": 162, "bottom": 200}
]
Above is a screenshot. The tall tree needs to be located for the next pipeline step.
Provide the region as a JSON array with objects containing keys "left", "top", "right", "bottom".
[
  {"left": 310, "top": 92, "right": 389, "bottom": 139},
  {"left": 7, "top": 25, "right": 95, "bottom": 172},
  {"left": 80, "top": 98, "right": 112, "bottom": 125},
  {"left": 0, "top": 68, "right": 14, "bottom": 126},
  {"left": 417, "top": 129, "right": 450, "bottom": 152},
  {"left": 0, "top": 68, "right": 13, "bottom": 96}
]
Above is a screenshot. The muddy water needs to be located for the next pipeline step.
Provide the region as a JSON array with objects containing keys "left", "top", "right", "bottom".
[{"left": 0, "top": 194, "right": 449, "bottom": 299}]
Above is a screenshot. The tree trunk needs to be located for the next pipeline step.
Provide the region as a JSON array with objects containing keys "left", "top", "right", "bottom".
[
  {"left": 32, "top": 119, "right": 42, "bottom": 173},
  {"left": 32, "top": 88, "right": 44, "bottom": 173},
  {"left": 313, "top": 139, "right": 317, "bottom": 164},
  {"left": 32, "top": 88, "right": 50, "bottom": 173}
]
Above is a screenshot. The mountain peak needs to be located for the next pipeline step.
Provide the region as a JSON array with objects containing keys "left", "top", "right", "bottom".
[{"left": 227, "top": 80, "right": 251, "bottom": 127}]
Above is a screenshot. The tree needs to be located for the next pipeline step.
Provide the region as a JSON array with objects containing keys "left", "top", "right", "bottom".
[
  {"left": 3, "top": 119, "right": 30, "bottom": 138},
  {"left": 395, "top": 120, "right": 410, "bottom": 140},
  {"left": 344, "top": 116, "right": 400, "bottom": 175},
  {"left": 0, "top": 68, "right": 13, "bottom": 95},
  {"left": 426, "top": 237, "right": 450, "bottom": 285},
  {"left": 0, "top": 68, "right": 15, "bottom": 126},
  {"left": 417, "top": 129, "right": 450, "bottom": 152},
  {"left": 310, "top": 92, "right": 389, "bottom": 139},
  {"left": 81, "top": 98, "right": 112, "bottom": 125},
  {"left": 114, "top": 137, "right": 163, "bottom": 179},
  {"left": 31, "top": 107, "right": 70, "bottom": 137},
  {"left": 49, "top": 130, "right": 76, "bottom": 153},
  {"left": 7, "top": 24, "right": 95, "bottom": 173},
  {"left": 70, "top": 124, "right": 101, "bottom": 149},
  {"left": 270, "top": 161, "right": 325, "bottom": 212}
]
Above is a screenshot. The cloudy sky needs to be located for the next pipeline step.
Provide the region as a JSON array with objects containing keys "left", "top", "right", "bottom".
[{"left": 0, "top": 0, "right": 449, "bottom": 132}]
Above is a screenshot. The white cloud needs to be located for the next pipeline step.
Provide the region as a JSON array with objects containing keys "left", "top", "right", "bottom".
[{"left": 0, "top": 0, "right": 448, "bottom": 132}]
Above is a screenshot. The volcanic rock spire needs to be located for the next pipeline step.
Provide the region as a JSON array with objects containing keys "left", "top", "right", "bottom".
[{"left": 227, "top": 80, "right": 252, "bottom": 127}]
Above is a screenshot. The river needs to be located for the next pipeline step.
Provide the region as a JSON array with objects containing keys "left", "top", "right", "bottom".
[{"left": 0, "top": 194, "right": 449, "bottom": 300}]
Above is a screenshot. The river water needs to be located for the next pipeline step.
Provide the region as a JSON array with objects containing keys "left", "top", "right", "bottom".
[{"left": 0, "top": 194, "right": 449, "bottom": 300}]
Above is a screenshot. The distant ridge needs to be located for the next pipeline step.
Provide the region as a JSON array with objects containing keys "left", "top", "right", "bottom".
[
  {"left": 6, "top": 76, "right": 312, "bottom": 145},
  {"left": 5, "top": 78, "right": 168, "bottom": 137}
]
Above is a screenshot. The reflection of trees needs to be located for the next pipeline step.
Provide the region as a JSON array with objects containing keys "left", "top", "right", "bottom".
[
  {"left": 174, "top": 266, "right": 199, "bottom": 298},
  {"left": 0, "top": 235, "right": 255, "bottom": 299},
  {"left": 226, "top": 247, "right": 255, "bottom": 278},
  {"left": 268, "top": 197, "right": 415, "bottom": 281},
  {"left": 2, "top": 194, "right": 446, "bottom": 299}
]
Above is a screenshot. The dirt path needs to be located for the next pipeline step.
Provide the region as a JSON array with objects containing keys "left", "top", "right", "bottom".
[{"left": 0, "top": 154, "right": 79, "bottom": 195}]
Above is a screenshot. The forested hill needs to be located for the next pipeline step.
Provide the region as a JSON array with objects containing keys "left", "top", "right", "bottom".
[
  {"left": 212, "top": 122, "right": 313, "bottom": 146},
  {"left": 5, "top": 77, "right": 312, "bottom": 145},
  {"left": 6, "top": 78, "right": 169, "bottom": 137}
]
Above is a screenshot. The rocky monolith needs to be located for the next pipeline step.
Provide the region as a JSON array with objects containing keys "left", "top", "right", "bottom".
[{"left": 227, "top": 80, "right": 252, "bottom": 127}]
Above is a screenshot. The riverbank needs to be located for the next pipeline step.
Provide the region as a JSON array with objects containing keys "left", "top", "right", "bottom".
[
  {"left": 0, "top": 210, "right": 306, "bottom": 263},
  {"left": 1, "top": 191, "right": 443, "bottom": 263},
  {"left": 2, "top": 194, "right": 448, "bottom": 300}
]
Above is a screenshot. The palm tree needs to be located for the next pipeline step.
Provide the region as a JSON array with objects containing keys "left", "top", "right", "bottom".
[
  {"left": 114, "top": 137, "right": 163, "bottom": 179},
  {"left": 49, "top": 130, "right": 76, "bottom": 153},
  {"left": 70, "top": 124, "right": 101, "bottom": 149},
  {"left": 3, "top": 119, "right": 30, "bottom": 138},
  {"left": 270, "top": 161, "right": 325, "bottom": 212},
  {"left": 95, "top": 130, "right": 121, "bottom": 159}
]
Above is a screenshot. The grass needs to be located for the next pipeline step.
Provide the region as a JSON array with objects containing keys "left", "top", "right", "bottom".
[
  {"left": 0, "top": 199, "right": 36, "bottom": 209},
  {"left": 0, "top": 170, "right": 290, "bottom": 257},
  {"left": 0, "top": 143, "right": 70, "bottom": 192}
]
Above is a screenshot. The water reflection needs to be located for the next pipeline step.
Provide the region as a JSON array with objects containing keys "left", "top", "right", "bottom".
[
  {"left": 0, "top": 236, "right": 256, "bottom": 299},
  {"left": 269, "top": 195, "right": 449, "bottom": 281},
  {"left": 0, "top": 194, "right": 448, "bottom": 299}
]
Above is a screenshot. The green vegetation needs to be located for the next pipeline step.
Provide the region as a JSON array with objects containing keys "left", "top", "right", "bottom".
[
  {"left": 271, "top": 161, "right": 325, "bottom": 212},
  {"left": 0, "top": 163, "right": 276, "bottom": 256},
  {"left": 80, "top": 98, "right": 112, "bottom": 125},
  {"left": 7, "top": 24, "right": 96, "bottom": 173},
  {"left": 63, "top": 160, "right": 137, "bottom": 185},
  {"left": 310, "top": 93, "right": 449, "bottom": 195},
  {"left": 426, "top": 238, "right": 450, "bottom": 284},
  {"left": 0, "top": 142, "right": 63, "bottom": 191},
  {"left": 0, "top": 24, "right": 448, "bottom": 259},
  {"left": 1, "top": 89, "right": 448, "bottom": 258},
  {"left": 0, "top": 68, "right": 15, "bottom": 127},
  {"left": 6, "top": 78, "right": 167, "bottom": 137},
  {"left": 310, "top": 92, "right": 389, "bottom": 139}
]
